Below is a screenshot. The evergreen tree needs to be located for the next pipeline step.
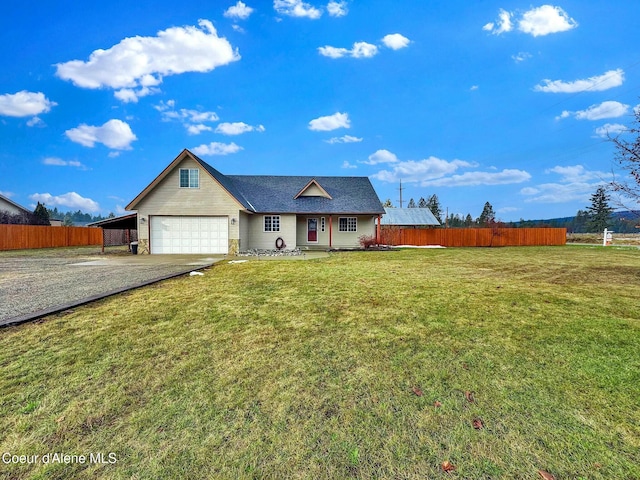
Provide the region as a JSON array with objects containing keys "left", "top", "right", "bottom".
[
  {"left": 464, "top": 214, "right": 474, "bottom": 227},
  {"left": 407, "top": 198, "right": 417, "bottom": 208},
  {"left": 382, "top": 198, "right": 393, "bottom": 208},
  {"left": 418, "top": 197, "right": 428, "bottom": 208},
  {"left": 478, "top": 202, "right": 496, "bottom": 226},
  {"left": 586, "top": 186, "right": 613, "bottom": 232},
  {"left": 33, "top": 202, "right": 50, "bottom": 225},
  {"left": 426, "top": 194, "right": 443, "bottom": 223}
]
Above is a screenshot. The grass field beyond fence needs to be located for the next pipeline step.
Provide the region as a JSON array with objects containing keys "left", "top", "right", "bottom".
[{"left": 0, "top": 246, "right": 638, "bottom": 479}]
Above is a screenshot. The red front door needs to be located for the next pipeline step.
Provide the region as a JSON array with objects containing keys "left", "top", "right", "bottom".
[{"left": 307, "top": 218, "right": 318, "bottom": 242}]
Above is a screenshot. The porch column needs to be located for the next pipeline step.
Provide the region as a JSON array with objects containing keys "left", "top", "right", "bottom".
[
  {"left": 377, "top": 215, "right": 381, "bottom": 245},
  {"left": 329, "top": 215, "right": 332, "bottom": 248}
]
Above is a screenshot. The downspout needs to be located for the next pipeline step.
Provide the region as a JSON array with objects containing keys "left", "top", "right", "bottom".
[{"left": 377, "top": 215, "right": 381, "bottom": 246}]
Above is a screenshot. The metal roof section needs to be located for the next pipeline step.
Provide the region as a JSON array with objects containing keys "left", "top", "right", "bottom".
[{"left": 381, "top": 207, "right": 440, "bottom": 226}]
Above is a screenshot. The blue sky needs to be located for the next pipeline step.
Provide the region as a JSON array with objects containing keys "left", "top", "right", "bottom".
[{"left": 1, "top": 0, "right": 639, "bottom": 221}]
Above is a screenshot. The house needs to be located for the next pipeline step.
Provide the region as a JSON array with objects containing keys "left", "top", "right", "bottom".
[
  {"left": 381, "top": 207, "right": 440, "bottom": 227},
  {"left": 125, "top": 149, "right": 385, "bottom": 254},
  {"left": 0, "top": 193, "right": 31, "bottom": 216}
]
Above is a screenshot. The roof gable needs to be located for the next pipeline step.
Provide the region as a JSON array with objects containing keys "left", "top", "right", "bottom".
[
  {"left": 126, "top": 149, "right": 251, "bottom": 211},
  {"left": 294, "top": 179, "right": 332, "bottom": 199}
]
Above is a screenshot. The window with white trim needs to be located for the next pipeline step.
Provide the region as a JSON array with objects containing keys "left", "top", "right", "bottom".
[
  {"left": 321, "top": 217, "right": 325, "bottom": 232},
  {"left": 179, "top": 168, "right": 199, "bottom": 188},
  {"left": 264, "top": 215, "right": 281, "bottom": 232},
  {"left": 339, "top": 217, "right": 357, "bottom": 232}
]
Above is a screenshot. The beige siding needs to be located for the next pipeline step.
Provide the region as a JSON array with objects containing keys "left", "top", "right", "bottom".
[
  {"left": 247, "top": 214, "right": 297, "bottom": 250},
  {"left": 296, "top": 215, "right": 376, "bottom": 248},
  {"left": 135, "top": 157, "right": 241, "bottom": 250},
  {"left": 239, "top": 211, "right": 251, "bottom": 251}
]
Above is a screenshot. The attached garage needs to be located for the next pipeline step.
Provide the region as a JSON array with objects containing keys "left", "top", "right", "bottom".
[{"left": 150, "top": 216, "right": 228, "bottom": 254}]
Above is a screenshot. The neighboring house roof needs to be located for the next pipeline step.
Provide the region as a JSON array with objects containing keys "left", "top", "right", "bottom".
[
  {"left": 0, "top": 193, "right": 30, "bottom": 215},
  {"left": 381, "top": 207, "right": 440, "bottom": 226},
  {"left": 127, "top": 149, "right": 385, "bottom": 215}
]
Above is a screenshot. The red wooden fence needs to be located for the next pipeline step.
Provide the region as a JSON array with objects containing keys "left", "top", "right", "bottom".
[
  {"left": 0, "top": 225, "right": 103, "bottom": 251},
  {"left": 380, "top": 227, "right": 566, "bottom": 247}
]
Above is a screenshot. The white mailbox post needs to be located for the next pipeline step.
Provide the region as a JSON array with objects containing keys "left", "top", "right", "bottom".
[{"left": 603, "top": 228, "right": 613, "bottom": 246}]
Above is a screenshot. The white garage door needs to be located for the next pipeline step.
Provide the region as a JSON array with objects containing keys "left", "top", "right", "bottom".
[{"left": 150, "top": 216, "right": 228, "bottom": 254}]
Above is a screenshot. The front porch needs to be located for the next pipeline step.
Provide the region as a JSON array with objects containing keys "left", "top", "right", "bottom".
[{"left": 295, "top": 214, "right": 379, "bottom": 250}]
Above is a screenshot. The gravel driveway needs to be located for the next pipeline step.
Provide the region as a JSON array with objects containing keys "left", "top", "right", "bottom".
[{"left": 0, "top": 247, "right": 221, "bottom": 326}]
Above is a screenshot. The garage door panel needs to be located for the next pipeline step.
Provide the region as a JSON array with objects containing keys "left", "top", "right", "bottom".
[{"left": 150, "top": 216, "right": 228, "bottom": 254}]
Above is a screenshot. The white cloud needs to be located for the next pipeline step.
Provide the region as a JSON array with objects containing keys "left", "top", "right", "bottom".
[
  {"left": 42, "top": 157, "right": 86, "bottom": 169},
  {"left": 26, "top": 117, "right": 44, "bottom": 127},
  {"left": 483, "top": 9, "right": 513, "bottom": 35},
  {"left": 558, "top": 101, "right": 629, "bottom": 121},
  {"left": 521, "top": 165, "right": 609, "bottom": 203},
  {"left": 327, "top": 1, "right": 347, "bottom": 17},
  {"left": 0, "top": 191, "right": 15, "bottom": 198},
  {"left": 341, "top": 160, "right": 357, "bottom": 169},
  {"left": 512, "top": 52, "right": 532, "bottom": 63},
  {"left": 224, "top": 1, "right": 254, "bottom": 19},
  {"left": 274, "top": 0, "right": 322, "bottom": 19},
  {"left": 0, "top": 91, "right": 57, "bottom": 118},
  {"left": 421, "top": 169, "right": 531, "bottom": 187},
  {"left": 470, "top": 85, "right": 479, "bottom": 91},
  {"left": 156, "top": 101, "right": 219, "bottom": 134},
  {"left": 29, "top": 192, "right": 100, "bottom": 212},
  {"left": 191, "top": 142, "right": 243, "bottom": 156},
  {"left": 317, "top": 46, "right": 350, "bottom": 59},
  {"left": 371, "top": 157, "right": 476, "bottom": 184},
  {"left": 187, "top": 124, "right": 213, "bottom": 135},
  {"left": 360, "top": 149, "right": 399, "bottom": 165},
  {"left": 382, "top": 34, "right": 410, "bottom": 50},
  {"left": 318, "top": 42, "right": 378, "bottom": 58},
  {"left": 65, "top": 119, "right": 137, "bottom": 150},
  {"left": 544, "top": 165, "right": 607, "bottom": 183},
  {"left": 518, "top": 5, "right": 578, "bottom": 37},
  {"left": 498, "top": 206, "right": 520, "bottom": 214},
  {"left": 55, "top": 20, "right": 240, "bottom": 102},
  {"left": 594, "top": 123, "right": 627, "bottom": 138},
  {"left": 535, "top": 69, "right": 624, "bottom": 93},
  {"left": 484, "top": 5, "right": 577, "bottom": 37},
  {"left": 325, "top": 135, "right": 363, "bottom": 144},
  {"left": 308, "top": 112, "right": 350, "bottom": 131},
  {"left": 215, "top": 122, "right": 265, "bottom": 135}
]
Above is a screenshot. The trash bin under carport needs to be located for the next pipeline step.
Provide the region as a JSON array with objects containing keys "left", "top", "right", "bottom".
[{"left": 131, "top": 242, "right": 138, "bottom": 254}]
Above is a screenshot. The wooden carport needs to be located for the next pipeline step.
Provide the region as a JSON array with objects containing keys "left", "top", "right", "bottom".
[{"left": 88, "top": 213, "right": 138, "bottom": 252}]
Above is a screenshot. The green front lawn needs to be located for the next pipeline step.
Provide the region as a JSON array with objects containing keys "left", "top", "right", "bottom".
[{"left": 1, "top": 247, "right": 638, "bottom": 479}]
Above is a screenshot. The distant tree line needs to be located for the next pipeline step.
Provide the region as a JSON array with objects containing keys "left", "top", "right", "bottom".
[
  {"left": 46, "top": 207, "right": 114, "bottom": 226},
  {"left": 382, "top": 186, "right": 639, "bottom": 232},
  {"left": 0, "top": 203, "right": 115, "bottom": 226},
  {"left": 382, "top": 195, "right": 498, "bottom": 227}
]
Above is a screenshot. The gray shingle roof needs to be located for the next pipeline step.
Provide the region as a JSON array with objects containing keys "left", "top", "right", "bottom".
[
  {"left": 193, "top": 153, "right": 384, "bottom": 215},
  {"left": 381, "top": 207, "right": 440, "bottom": 226}
]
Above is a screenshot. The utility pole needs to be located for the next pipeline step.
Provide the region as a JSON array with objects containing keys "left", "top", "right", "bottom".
[{"left": 398, "top": 179, "right": 404, "bottom": 208}]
